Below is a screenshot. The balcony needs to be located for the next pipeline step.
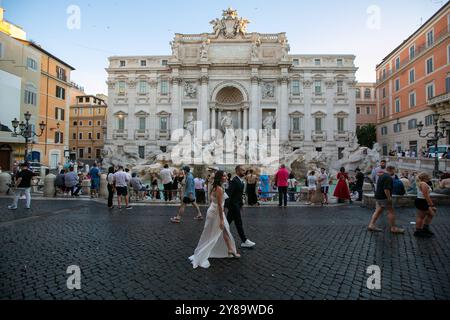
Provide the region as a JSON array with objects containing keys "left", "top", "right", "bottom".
[
  {"left": 334, "top": 131, "right": 350, "bottom": 141},
  {"left": 157, "top": 130, "right": 171, "bottom": 140},
  {"left": 135, "top": 130, "right": 149, "bottom": 140},
  {"left": 113, "top": 129, "right": 128, "bottom": 139},
  {"left": 289, "top": 130, "right": 305, "bottom": 141},
  {"left": 312, "top": 130, "right": 327, "bottom": 142}
]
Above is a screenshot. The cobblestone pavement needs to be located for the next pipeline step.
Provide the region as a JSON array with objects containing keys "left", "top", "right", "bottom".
[{"left": 0, "top": 197, "right": 449, "bottom": 300}]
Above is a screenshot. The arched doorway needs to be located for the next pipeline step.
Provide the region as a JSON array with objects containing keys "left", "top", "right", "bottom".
[
  {"left": 0, "top": 144, "right": 12, "bottom": 171},
  {"left": 211, "top": 84, "right": 249, "bottom": 131}
]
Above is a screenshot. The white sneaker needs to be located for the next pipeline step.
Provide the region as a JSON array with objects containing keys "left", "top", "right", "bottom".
[
  {"left": 241, "top": 239, "right": 256, "bottom": 248},
  {"left": 8, "top": 205, "right": 17, "bottom": 210}
]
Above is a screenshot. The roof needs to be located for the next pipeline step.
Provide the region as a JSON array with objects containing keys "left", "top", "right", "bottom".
[
  {"left": 377, "top": 1, "right": 450, "bottom": 68},
  {"left": 13, "top": 38, "right": 76, "bottom": 70}
]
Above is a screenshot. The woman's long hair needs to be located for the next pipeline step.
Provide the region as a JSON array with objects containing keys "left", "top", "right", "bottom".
[{"left": 211, "top": 170, "right": 224, "bottom": 194}]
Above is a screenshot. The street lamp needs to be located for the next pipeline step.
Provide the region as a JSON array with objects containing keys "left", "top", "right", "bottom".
[
  {"left": 11, "top": 112, "right": 46, "bottom": 161},
  {"left": 417, "top": 112, "right": 450, "bottom": 179}
]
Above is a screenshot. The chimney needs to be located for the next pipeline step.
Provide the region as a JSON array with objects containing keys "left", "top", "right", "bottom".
[{"left": 0, "top": 8, "right": 4, "bottom": 21}]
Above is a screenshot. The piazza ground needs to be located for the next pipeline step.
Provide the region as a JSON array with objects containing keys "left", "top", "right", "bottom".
[{"left": 0, "top": 197, "right": 449, "bottom": 300}]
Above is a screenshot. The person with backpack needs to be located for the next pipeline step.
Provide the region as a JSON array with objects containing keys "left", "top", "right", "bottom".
[{"left": 392, "top": 172, "right": 406, "bottom": 196}]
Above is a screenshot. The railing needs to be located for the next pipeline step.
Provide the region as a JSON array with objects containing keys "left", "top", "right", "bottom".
[
  {"left": 377, "top": 27, "right": 449, "bottom": 84},
  {"left": 429, "top": 92, "right": 450, "bottom": 106}
]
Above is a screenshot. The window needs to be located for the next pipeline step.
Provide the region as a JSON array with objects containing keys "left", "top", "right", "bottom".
[
  {"left": 120, "top": 60, "right": 126, "bottom": 67},
  {"left": 315, "top": 117, "right": 322, "bottom": 132},
  {"left": 381, "top": 127, "right": 388, "bottom": 136},
  {"left": 382, "top": 105, "right": 387, "bottom": 118},
  {"left": 292, "top": 80, "right": 300, "bottom": 95},
  {"left": 0, "top": 42, "right": 3, "bottom": 58},
  {"left": 79, "top": 133, "right": 83, "bottom": 140},
  {"left": 409, "top": 45, "right": 415, "bottom": 60},
  {"left": 54, "top": 132, "right": 63, "bottom": 144},
  {"left": 366, "top": 107, "right": 371, "bottom": 114},
  {"left": 98, "top": 108, "right": 101, "bottom": 114},
  {"left": 356, "top": 107, "right": 360, "bottom": 114},
  {"left": 409, "top": 91, "right": 416, "bottom": 108},
  {"left": 24, "top": 89, "right": 37, "bottom": 106},
  {"left": 409, "top": 69, "right": 415, "bottom": 84},
  {"left": 446, "top": 74, "right": 450, "bottom": 93},
  {"left": 395, "top": 98, "right": 401, "bottom": 113},
  {"left": 72, "top": 133, "right": 76, "bottom": 140},
  {"left": 88, "top": 132, "right": 92, "bottom": 140},
  {"left": 73, "top": 121, "right": 77, "bottom": 126},
  {"left": 160, "top": 117, "right": 168, "bottom": 130},
  {"left": 27, "top": 58, "right": 38, "bottom": 71},
  {"left": 293, "top": 59, "right": 299, "bottom": 66},
  {"left": 88, "top": 121, "right": 92, "bottom": 126},
  {"left": 97, "top": 121, "right": 101, "bottom": 126},
  {"left": 161, "top": 80, "right": 169, "bottom": 95},
  {"left": 394, "top": 123, "right": 402, "bottom": 133},
  {"left": 337, "top": 59, "right": 343, "bottom": 66},
  {"left": 364, "top": 88, "right": 371, "bottom": 99},
  {"left": 79, "top": 148, "right": 84, "bottom": 158},
  {"left": 56, "top": 86, "right": 66, "bottom": 100},
  {"left": 408, "top": 119, "right": 417, "bottom": 130},
  {"left": 395, "top": 78, "right": 400, "bottom": 91},
  {"left": 138, "top": 80, "right": 148, "bottom": 94},
  {"left": 139, "top": 117, "right": 146, "bottom": 131},
  {"left": 138, "top": 146, "right": 145, "bottom": 159},
  {"left": 426, "top": 83, "right": 435, "bottom": 101},
  {"left": 55, "top": 107, "right": 65, "bottom": 121},
  {"left": 382, "top": 87, "right": 386, "bottom": 99},
  {"left": 292, "top": 118, "right": 300, "bottom": 132},
  {"left": 88, "top": 147, "right": 92, "bottom": 154},
  {"left": 427, "top": 29, "right": 434, "bottom": 47},
  {"left": 96, "top": 149, "right": 101, "bottom": 158},
  {"left": 356, "top": 88, "right": 361, "bottom": 99},
  {"left": 425, "top": 115, "right": 434, "bottom": 127},
  {"left": 56, "top": 66, "right": 66, "bottom": 81},
  {"left": 395, "top": 57, "right": 400, "bottom": 70},
  {"left": 337, "top": 80, "right": 344, "bottom": 95},
  {"left": 162, "top": 60, "right": 168, "bottom": 66},
  {"left": 79, "top": 121, "right": 83, "bottom": 126},
  {"left": 118, "top": 81, "right": 126, "bottom": 94},
  {"left": 118, "top": 117, "right": 125, "bottom": 131},
  {"left": 85, "top": 97, "right": 90, "bottom": 103},
  {"left": 314, "top": 80, "right": 322, "bottom": 95},
  {"left": 337, "top": 118, "right": 345, "bottom": 133},
  {"left": 314, "top": 59, "right": 321, "bottom": 66},
  {"left": 97, "top": 133, "right": 101, "bottom": 139},
  {"left": 382, "top": 69, "right": 386, "bottom": 79},
  {"left": 140, "top": 60, "right": 147, "bottom": 67},
  {"left": 426, "top": 57, "right": 434, "bottom": 74}
]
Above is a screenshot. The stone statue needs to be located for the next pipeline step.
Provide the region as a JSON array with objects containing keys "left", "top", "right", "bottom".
[
  {"left": 263, "top": 112, "right": 276, "bottom": 134},
  {"left": 221, "top": 111, "right": 234, "bottom": 132},
  {"left": 280, "top": 38, "right": 290, "bottom": 60},
  {"left": 184, "top": 82, "right": 197, "bottom": 98},
  {"left": 236, "top": 17, "right": 250, "bottom": 35},
  {"left": 170, "top": 41, "right": 179, "bottom": 60},
  {"left": 210, "top": 18, "right": 223, "bottom": 37},
  {"left": 184, "top": 112, "right": 196, "bottom": 135},
  {"left": 263, "top": 83, "right": 275, "bottom": 99},
  {"left": 251, "top": 40, "right": 260, "bottom": 60},
  {"left": 200, "top": 40, "right": 210, "bottom": 60}
]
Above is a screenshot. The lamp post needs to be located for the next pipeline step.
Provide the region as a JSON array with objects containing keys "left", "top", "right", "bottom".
[
  {"left": 11, "top": 112, "right": 46, "bottom": 161},
  {"left": 417, "top": 113, "right": 450, "bottom": 179}
]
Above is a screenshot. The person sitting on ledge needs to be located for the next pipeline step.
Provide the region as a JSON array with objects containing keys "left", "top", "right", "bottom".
[{"left": 434, "top": 173, "right": 450, "bottom": 195}]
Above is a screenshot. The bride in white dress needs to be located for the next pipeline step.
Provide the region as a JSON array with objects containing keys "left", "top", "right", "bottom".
[{"left": 189, "top": 170, "right": 241, "bottom": 269}]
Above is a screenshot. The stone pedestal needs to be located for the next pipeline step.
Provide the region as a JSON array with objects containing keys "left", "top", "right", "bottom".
[
  {"left": 82, "top": 179, "right": 91, "bottom": 196},
  {"left": 43, "top": 174, "right": 56, "bottom": 197},
  {"left": 0, "top": 172, "right": 12, "bottom": 194},
  {"left": 99, "top": 174, "right": 108, "bottom": 198}
]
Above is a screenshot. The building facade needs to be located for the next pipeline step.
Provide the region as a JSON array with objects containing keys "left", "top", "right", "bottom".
[
  {"left": 105, "top": 8, "right": 358, "bottom": 164},
  {"left": 356, "top": 83, "right": 377, "bottom": 129},
  {"left": 0, "top": 8, "right": 41, "bottom": 170},
  {"left": 14, "top": 39, "right": 76, "bottom": 169},
  {"left": 69, "top": 94, "right": 108, "bottom": 162},
  {"left": 376, "top": 2, "right": 450, "bottom": 157}
]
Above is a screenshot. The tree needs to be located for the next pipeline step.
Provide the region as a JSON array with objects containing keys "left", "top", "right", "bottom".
[{"left": 356, "top": 124, "right": 377, "bottom": 149}]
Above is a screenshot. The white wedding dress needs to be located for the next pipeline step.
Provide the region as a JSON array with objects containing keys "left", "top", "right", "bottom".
[{"left": 189, "top": 191, "right": 237, "bottom": 269}]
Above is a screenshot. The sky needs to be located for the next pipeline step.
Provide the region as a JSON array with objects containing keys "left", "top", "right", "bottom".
[{"left": 1, "top": 0, "right": 447, "bottom": 95}]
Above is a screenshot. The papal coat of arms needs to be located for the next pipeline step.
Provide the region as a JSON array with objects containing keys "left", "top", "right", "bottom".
[{"left": 210, "top": 7, "right": 250, "bottom": 39}]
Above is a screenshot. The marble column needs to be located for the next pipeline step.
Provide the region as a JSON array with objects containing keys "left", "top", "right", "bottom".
[
  {"left": 279, "top": 76, "right": 289, "bottom": 141},
  {"left": 303, "top": 79, "right": 313, "bottom": 141},
  {"left": 325, "top": 80, "right": 336, "bottom": 142},
  {"left": 200, "top": 76, "right": 209, "bottom": 132},
  {"left": 243, "top": 105, "right": 249, "bottom": 131},
  {"left": 251, "top": 76, "right": 260, "bottom": 131},
  {"left": 171, "top": 77, "right": 182, "bottom": 133}
]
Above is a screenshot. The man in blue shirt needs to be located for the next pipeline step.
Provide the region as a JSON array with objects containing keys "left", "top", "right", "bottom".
[{"left": 170, "top": 166, "right": 203, "bottom": 223}]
